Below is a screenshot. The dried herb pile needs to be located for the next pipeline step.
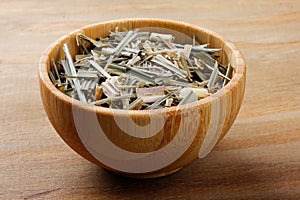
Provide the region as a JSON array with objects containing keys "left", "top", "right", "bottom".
[{"left": 49, "top": 29, "right": 232, "bottom": 110}]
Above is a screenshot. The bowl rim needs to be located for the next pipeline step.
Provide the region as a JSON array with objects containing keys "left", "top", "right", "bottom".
[{"left": 39, "top": 18, "right": 246, "bottom": 116}]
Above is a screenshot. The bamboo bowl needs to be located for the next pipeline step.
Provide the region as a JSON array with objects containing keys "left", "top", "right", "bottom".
[{"left": 39, "top": 19, "right": 246, "bottom": 178}]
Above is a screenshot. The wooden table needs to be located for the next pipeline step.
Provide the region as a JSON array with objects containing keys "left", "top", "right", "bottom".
[{"left": 1, "top": 0, "right": 299, "bottom": 199}]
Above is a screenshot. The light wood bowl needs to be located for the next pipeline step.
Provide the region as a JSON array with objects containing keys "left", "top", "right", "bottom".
[{"left": 39, "top": 19, "right": 246, "bottom": 178}]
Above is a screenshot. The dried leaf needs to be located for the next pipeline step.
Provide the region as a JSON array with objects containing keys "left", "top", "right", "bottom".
[
  {"left": 101, "top": 79, "right": 120, "bottom": 97},
  {"left": 223, "top": 63, "right": 232, "bottom": 87},
  {"left": 126, "top": 98, "right": 144, "bottom": 110},
  {"left": 207, "top": 61, "right": 219, "bottom": 88},
  {"left": 63, "top": 43, "right": 87, "bottom": 102},
  {"left": 190, "top": 88, "right": 210, "bottom": 98},
  {"left": 89, "top": 60, "right": 111, "bottom": 79},
  {"left": 150, "top": 33, "right": 174, "bottom": 42},
  {"left": 165, "top": 98, "right": 173, "bottom": 107},
  {"left": 136, "top": 86, "right": 165, "bottom": 103},
  {"left": 145, "top": 93, "right": 172, "bottom": 110},
  {"left": 178, "top": 88, "right": 197, "bottom": 105}
]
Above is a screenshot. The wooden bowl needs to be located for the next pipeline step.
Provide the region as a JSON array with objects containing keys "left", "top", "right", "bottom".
[{"left": 39, "top": 19, "right": 246, "bottom": 178}]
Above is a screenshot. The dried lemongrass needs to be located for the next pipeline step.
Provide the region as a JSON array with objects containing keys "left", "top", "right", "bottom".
[
  {"left": 126, "top": 98, "right": 144, "bottom": 110},
  {"left": 50, "top": 29, "right": 233, "bottom": 110},
  {"left": 136, "top": 86, "right": 165, "bottom": 103},
  {"left": 88, "top": 60, "right": 111, "bottom": 79},
  {"left": 92, "top": 94, "right": 135, "bottom": 106},
  {"left": 94, "top": 86, "right": 103, "bottom": 100},
  {"left": 77, "top": 33, "right": 104, "bottom": 48},
  {"left": 150, "top": 33, "right": 174, "bottom": 42},
  {"left": 145, "top": 93, "right": 172, "bottom": 110},
  {"left": 190, "top": 88, "right": 210, "bottom": 98},
  {"left": 152, "top": 55, "right": 187, "bottom": 78},
  {"left": 63, "top": 43, "right": 87, "bottom": 102},
  {"left": 49, "top": 71, "right": 56, "bottom": 84},
  {"left": 51, "top": 58, "right": 61, "bottom": 84},
  {"left": 178, "top": 88, "right": 198, "bottom": 105},
  {"left": 101, "top": 79, "right": 120, "bottom": 97},
  {"left": 165, "top": 98, "right": 173, "bottom": 107},
  {"left": 223, "top": 63, "right": 232, "bottom": 87},
  {"left": 207, "top": 61, "right": 219, "bottom": 88},
  {"left": 114, "top": 31, "right": 137, "bottom": 55}
]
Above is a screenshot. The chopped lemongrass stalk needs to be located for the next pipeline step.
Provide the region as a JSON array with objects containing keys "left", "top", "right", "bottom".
[
  {"left": 207, "top": 61, "right": 219, "bottom": 88},
  {"left": 165, "top": 86, "right": 182, "bottom": 92},
  {"left": 139, "top": 55, "right": 153, "bottom": 65},
  {"left": 89, "top": 79, "right": 97, "bottom": 90},
  {"left": 77, "top": 33, "right": 104, "bottom": 48},
  {"left": 51, "top": 58, "right": 61, "bottom": 84},
  {"left": 194, "top": 58, "right": 204, "bottom": 70},
  {"left": 80, "top": 80, "right": 87, "bottom": 90},
  {"left": 124, "top": 47, "right": 140, "bottom": 54},
  {"left": 114, "top": 31, "right": 137, "bottom": 55},
  {"left": 126, "top": 65, "right": 156, "bottom": 84},
  {"left": 165, "top": 98, "right": 173, "bottom": 107},
  {"left": 150, "top": 33, "right": 174, "bottom": 42},
  {"left": 204, "top": 62, "right": 230, "bottom": 81},
  {"left": 196, "top": 52, "right": 227, "bottom": 75},
  {"left": 91, "top": 50, "right": 100, "bottom": 62},
  {"left": 196, "top": 80, "right": 208, "bottom": 87},
  {"left": 108, "top": 64, "right": 126, "bottom": 72},
  {"left": 194, "top": 68, "right": 208, "bottom": 82},
  {"left": 117, "top": 85, "right": 138, "bottom": 89},
  {"left": 142, "top": 43, "right": 153, "bottom": 53},
  {"left": 190, "top": 88, "right": 210, "bottom": 98},
  {"left": 157, "top": 36, "right": 176, "bottom": 49},
  {"left": 88, "top": 60, "right": 111, "bottom": 79},
  {"left": 80, "top": 80, "right": 89, "bottom": 91},
  {"left": 49, "top": 71, "right": 56, "bottom": 84},
  {"left": 132, "top": 67, "right": 162, "bottom": 77},
  {"left": 112, "top": 57, "right": 128, "bottom": 62},
  {"left": 99, "top": 54, "right": 107, "bottom": 61},
  {"left": 65, "top": 74, "right": 98, "bottom": 79},
  {"left": 165, "top": 79, "right": 190, "bottom": 87},
  {"left": 192, "top": 46, "right": 221, "bottom": 53},
  {"left": 183, "top": 45, "right": 193, "bottom": 58},
  {"left": 120, "top": 51, "right": 132, "bottom": 57},
  {"left": 192, "top": 35, "right": 196, "bottom": 46},
  {"left": 101, "top": 47, "right": 115, "bottom": 55},
  {"left": 101, "top": 79, "right": 120, "bottom": 97},
  {"left": 91, "top": 94, "right": 135, "bottom": 105},
  {"left": 66, "top": 70, "right": 99, "bottom": 79},
  {"left": 223, "top": 63, "right": 232, "bottom": 87},
  {"left": 178, "top": 88, "right": 197, "bottom": 105},
  {"left": 145, "top": 93, "right": 172, "bottom": 110},
  {"left": 196, "top": 51, "right": 218, "bottom": 67},
  {"left": 125, "top": 97, "right": 144, "bottom": 110},
  {"left": 127, "top": 55, "right": 141, "bottom": 66},
  {"left": 179, "top": 54, "right": 192, "bottom": 82},
  {"left": 63, "top": 43, "right": 87, "bottom": 102},
  {"left": 104, "top": 55, "right": 114, "bottom": 71},
  {"left": 136, "top": 86, "right": 165, "bottom": 103},
  {"left": 75, "top": 54, "right": 91, "bottom": 62},
  {"left": 60, "top": 60, "right": 71, "bottom": 77},
  {"left": 94, "top": 86, "right": 103, "bottom": 100},
  {"left": 152, "top": 55, "right": 187, "bottom": 78},
  {"left": 173, "top": 43, "right": 209, "bottom": 50}
]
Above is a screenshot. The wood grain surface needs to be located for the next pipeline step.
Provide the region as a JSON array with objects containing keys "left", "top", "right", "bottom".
[{"left": 0, "top": 0, "right": 299, "bottom": 199}]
